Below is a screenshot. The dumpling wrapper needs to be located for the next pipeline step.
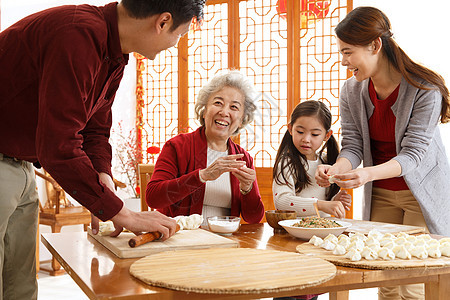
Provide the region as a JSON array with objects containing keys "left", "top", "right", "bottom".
[{"left": 344, "top": 248, "right": 362, "bottom": 261}]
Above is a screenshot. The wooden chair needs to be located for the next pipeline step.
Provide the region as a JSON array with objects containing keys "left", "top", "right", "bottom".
[
  {"left": 138, "top": 164, "right": 154, "bottom": 211},
  {"left": 36, "top": 170, "right": 92, "bottom": 275}
]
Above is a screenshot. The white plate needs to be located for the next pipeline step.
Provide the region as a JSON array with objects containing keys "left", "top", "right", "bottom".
[{"left": 278, "top": 219, "right": 352, "bottom": 240}]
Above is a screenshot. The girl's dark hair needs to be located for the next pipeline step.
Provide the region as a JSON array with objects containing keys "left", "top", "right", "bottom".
[
  {"left": 335, "top": 6, "right": 450, "bottom": 123},
  {"left": 121, "top": 0, "right": 206, "bottom": 31},
  {"left": 273, "top": 100, "right": 340, "bottom": 200}
]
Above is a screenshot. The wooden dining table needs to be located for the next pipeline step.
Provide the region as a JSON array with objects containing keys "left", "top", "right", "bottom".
[{"left": 41, "top": 223, "right": 450, "bottom": 300}]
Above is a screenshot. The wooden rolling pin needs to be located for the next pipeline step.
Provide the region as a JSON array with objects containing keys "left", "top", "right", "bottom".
[{"left": 128, "top": 224, "right": 181, "bottom": 248}]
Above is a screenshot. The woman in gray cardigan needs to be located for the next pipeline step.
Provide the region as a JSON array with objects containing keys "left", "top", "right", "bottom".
[{"left": 316, "top": 7, "right": 450, "bottom": 300}]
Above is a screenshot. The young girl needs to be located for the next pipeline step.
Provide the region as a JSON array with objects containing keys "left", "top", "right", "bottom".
[
  {"left": 273, "top": 100, "right": 351, "bottom": 220},
  {"left": 316, "top": 7, "right": 450, "bottom": 300}
]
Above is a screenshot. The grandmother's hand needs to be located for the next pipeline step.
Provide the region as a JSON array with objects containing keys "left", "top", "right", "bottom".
[
  {"left": 199, "top": 154, "right": 246, "bottom": 181},
  {"left": 232, "top": 165, "right": 256, "bottom": 193}
]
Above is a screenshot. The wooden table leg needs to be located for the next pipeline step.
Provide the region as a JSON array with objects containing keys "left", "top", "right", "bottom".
[
  {"left": 329, "top": 290, "right": 349, "bottom": 300},
  {"left": 425, "top": 274, "right": 450, "bottom": 300}
]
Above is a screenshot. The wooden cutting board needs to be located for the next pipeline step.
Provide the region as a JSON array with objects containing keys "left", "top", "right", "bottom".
[
  {"left": 332, "top": 218, "right": 426, "bottom": 235},
  {"left": 88, "top": 228, "right": 238, "bottom": 258},
  {"left": 296, "top": 243, "right": 450, "bottom": 270},
  {"left": 130, "top": 248, "right": 337, "bottom": 294}
]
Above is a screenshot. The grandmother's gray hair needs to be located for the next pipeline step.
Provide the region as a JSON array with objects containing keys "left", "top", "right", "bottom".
[{"left": 194, "top": 70, "right": 257, "bottom": 135}]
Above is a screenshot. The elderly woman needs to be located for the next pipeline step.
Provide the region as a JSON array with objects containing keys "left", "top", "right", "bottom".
[{"left": 146, "top": 70, "right": 264, "bottom": 224}]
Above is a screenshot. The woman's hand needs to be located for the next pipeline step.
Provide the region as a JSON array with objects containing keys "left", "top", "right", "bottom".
[
  {"left": 232, "top": 165, "right": 256, "bottom": 193},
  {"left": 332, "top": 168, "right": 372, "bottom": 189},
  {"left": 331, "top": 189, "right": 352, "bottom": 211},
  {"left": 199, "top": 154, "right": 246, "bottom": 181},
  {"left": 317, "top": 199, "right": 346, "bottom": 219}
]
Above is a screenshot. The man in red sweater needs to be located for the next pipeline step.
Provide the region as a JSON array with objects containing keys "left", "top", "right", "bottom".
[{"left": 0, "top": 1, "right": 205, "bottom": 299}]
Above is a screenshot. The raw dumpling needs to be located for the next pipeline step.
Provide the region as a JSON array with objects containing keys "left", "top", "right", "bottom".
[
  {"left": 427, "top": 244, "right": 441, "bottom": 258},
  {"left": 348, "top": 240, "right": 364, "bottom": 251},
  {"left": 393, "top": 245, "right": 411, "bottom": 260},
  {"left": 378, "top": 247, "right": 395, "bottom": 260},
  {"left": 367, "top": 229, "right": 383, "bottom": 240},
  {"left": 332, "top": 244, "right": 347, "bottom": 255},
  {"left": 416, "top": 234, "right": 432, "bottom": 241},
  {"left": 384, "top": 241, "right": 396, "bottom": 249},
  {"left": 309, "top": 235, "right": 324, "bottom": 247},
  {"left": 427, "top": 239, "right": 439, "bottom": 247},
  {"left": 413, "top": 239, "right": 426, "bottom": 247},
  {"left": 366, "top": 237, "right": 381, "bottom": 249},
  {"left": 380, "top": 237, "right": 394, "bottom": 247},
  {"left": 337, "top": 238, "right": 351, "bottom": 250},
  {"left": 396, "top": 232, "right": 409, "bottom": 238},
  {"left": 439, "top": 242, "right": 450, "bottom": 257},
  {"left": 97, "top": 221, "right": 115, "bottom": 236},
  {"left": 338, "top": 234, "right": 350, "bottom": 243},
  {"left": 349, "top": 232, "right": 367, "bottom": 242},
  {"left": 382, "top": 233, "right": 395, "bottom": 239},
  {"left": 439, "top": 238, "right": 450, "bottom": 245},
  {"left": 404, "top": 242, "right": 414, "bottom": 252},
  {"left": 406, "top": 235, "right": 417, "bottom": 243},
  {"left": 322, "top": 240, "right": 336, "bottom": 251},
  {"left": 361, "top": 246, "right": 378, "bottom": 260},
  {"left": 324, "top": 234, "right": 338, "bottom": 244},
  {"left": 174, "top": 214, "right": 203, "bottom": 230},
  {"left": 410, "top": 246, "right": 428, "bottom": 259},
  {"left": 344, "top": 248, "right": 362, "bottom": 261},
  {"left": 394, "top": 237, "right": 407, "bottom": 245}
]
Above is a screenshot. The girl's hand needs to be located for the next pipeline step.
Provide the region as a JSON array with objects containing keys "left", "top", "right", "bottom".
[
  {"left": 317, "top": 199, "right": 346, "bottom": 219},
  {"left": 332, "top": 190, "right": 352, "bottom": 211},
  {"left": 332, "top": 168, "right": 371, "bottom": 189},
  {"left": 199, "top": 154, "right": 245, "bottom": 182},
  {"left": 315, "top": 164, "right": 333, "bottom": 187},
  {"left": 231, "top": 165, "right": 256, "bottom": 193}
]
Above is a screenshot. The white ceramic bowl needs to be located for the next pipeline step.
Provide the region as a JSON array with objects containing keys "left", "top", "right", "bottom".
[
  {"left": 278, "top": 219, "right": 352, "bottom": 240},
  {"left": 207, "top": 216, "right": 241, "bottom": 235}
]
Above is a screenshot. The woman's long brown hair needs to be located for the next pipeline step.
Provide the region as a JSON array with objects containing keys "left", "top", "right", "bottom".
[{"left": 335, "top": 6, "right": 450, "bottom": 123}]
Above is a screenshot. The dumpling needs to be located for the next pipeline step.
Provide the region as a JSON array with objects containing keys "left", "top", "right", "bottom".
[
  {"left": 344, "top": 248, "right": 362, "bottom": 261},
  {"left": 410, "top": 246, "right": 428, "bottom": 259},
  {"left": 361, "top": 246, "right": 378, "bottom": 260},
  {"left": 337, "top": 238, "right": 351, "bottom": 250},
  {"left": 174, "top": 214, "right": 203, "bottom": 230},
  {"left": 392, "top": 245, "right": 411, "bottom": 260},
  {"left": 309, "top": 235, "right": 324, "bottom": 247},
  {"left": 380, "top": 237, "right": 394, "bottom": 247},
  {"left": 439, "top": 238, "right": 450, "bottom": 245},
  {"left": 427, "top": 239, "right": 440, "bottom": 247},
  {"left": 394, "top": 237, "right": 407, "bottom": 245},
  {"left": 384, "top": 241, "right": 396, "bottom": 249},
  {"left": 382, "top": 233, "right": 395, "bottom": 239},
  {"left": 413, "top": 239, "right": 426, "bottom": 247},
  {"left": 378, "top": 247, "right": 395, "bottom": 260},
  {"left": 324, "top": 234, "right": 338, "bottom": 244},
  {"left": 396, "top": 232, "right": 409, "bottom": 238},
  {"left": 366, "top": 237, "right": 381, "bottom": 249},
  {"left": 427, "top": 244, "right": 441, "bottom": 258},
  {"left": 348, "top": 240, "right": 364, "bottom": 251},
  {"left": 406, "top": 235, "right": 417, "bottom": 243},
  {"left": 332, "top": 244, "right": 347, "bottom": 255},
  {"left": 368, "top": 243, "right": 381, "bottom": 252},
  {"left": 338, "top": 234, "right": 350, "bottom": 243},
  {"left": 439, "top": 242, "right": 450, "bottom": 257},
  {"left": 404, "top": 242, "right": 415, "bottom": 252},
  {"left": 367, "top": 229, "right": 383, "bottom": 240},
  {"left": 322, "top": 240, "right": 336, "bottom": 251},
  {"left": 416, "top": 234, "right": 432, "bottom": 242},
  {"left": 349, "top": 232, "right": 367, "bottom": 242}
]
